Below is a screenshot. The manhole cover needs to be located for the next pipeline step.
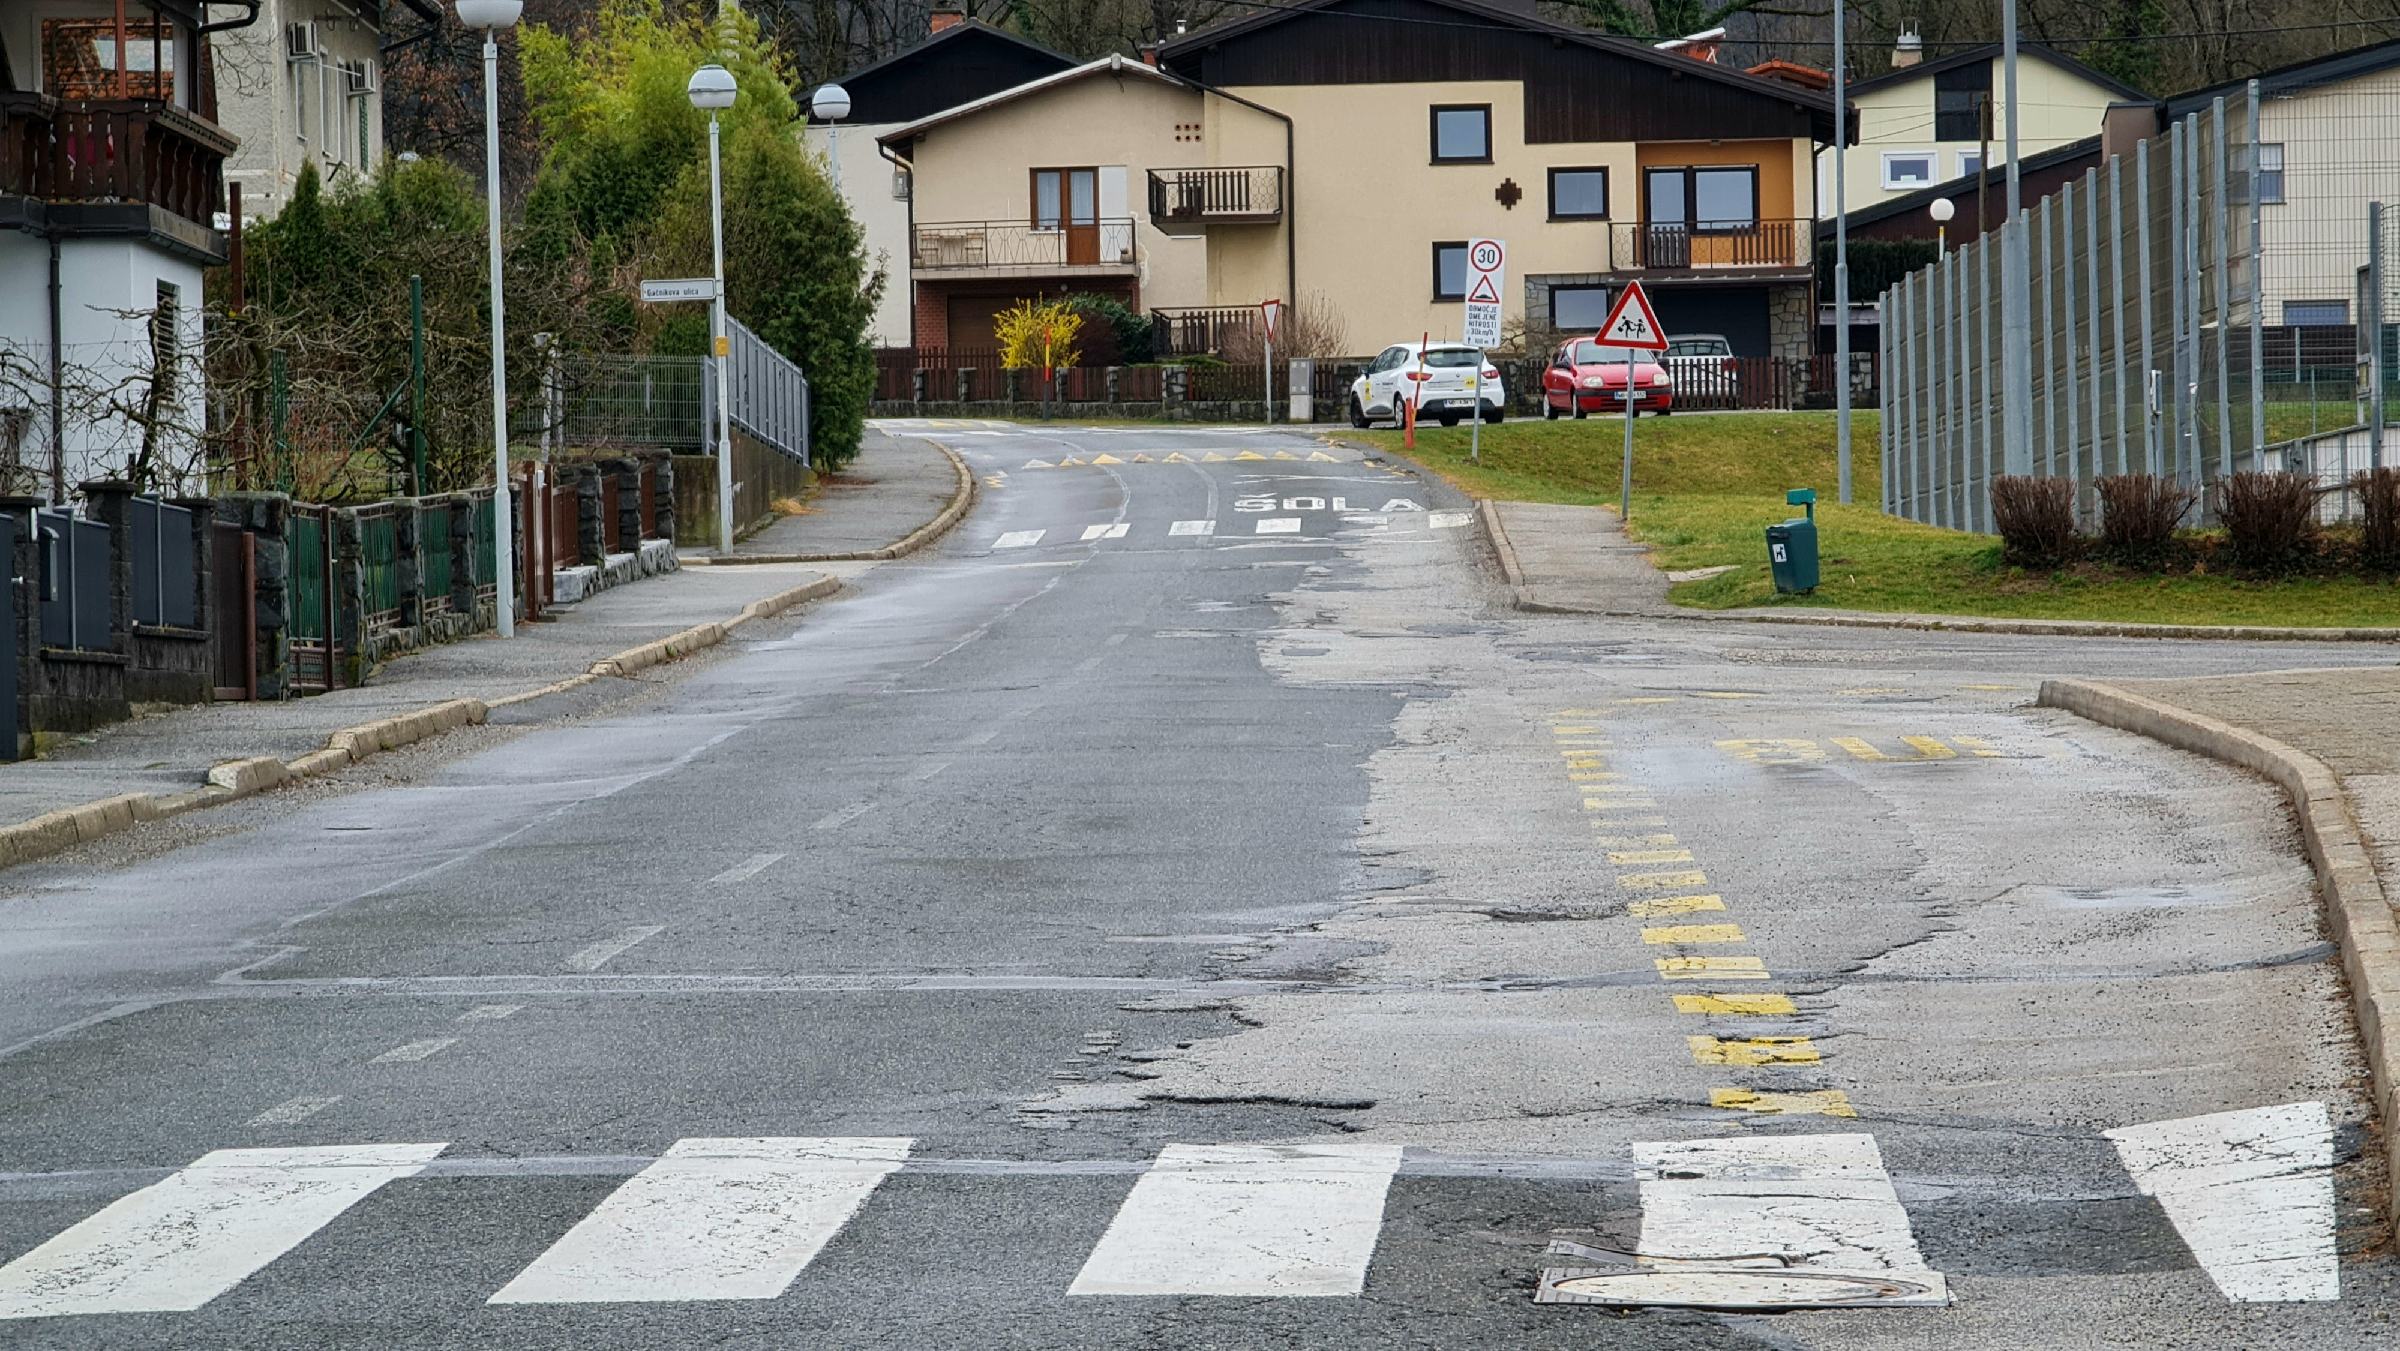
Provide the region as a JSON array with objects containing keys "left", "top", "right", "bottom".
[{"left": 1535, "top": 1266, "right": 1948, "bottom": 1310}]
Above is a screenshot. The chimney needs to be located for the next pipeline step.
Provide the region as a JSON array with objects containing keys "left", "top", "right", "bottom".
[
  {"left": 1891, "top": 21, "right": 1923, "bottom": 69},
  {"left": 930, "top": 7, "right": 966, "bottom": 34},
  {"left": 1139, "top": 42, "right": 1160, "bottom": 65}
]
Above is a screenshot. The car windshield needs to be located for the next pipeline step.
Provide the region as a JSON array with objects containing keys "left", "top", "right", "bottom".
[
  {"left": 1565, "top": 341, "right": 1627, "bottom": 365},
  {"left": 1666, "top": 339, "right": 1729, "bottom": 358},
  {"left": 1421, "top": 349, "right": 1482, "bottom": 368}
]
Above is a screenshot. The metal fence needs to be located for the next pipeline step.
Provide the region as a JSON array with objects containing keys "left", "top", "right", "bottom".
[
  {"left": 527, "top": 353, "right": 706, "bottom": 453},
  {"left": 1880, "top": 87, "right": 2266, "bottom": 530},
  {"left": 711, "top": 317, "right": 811, "bottom": 468}
]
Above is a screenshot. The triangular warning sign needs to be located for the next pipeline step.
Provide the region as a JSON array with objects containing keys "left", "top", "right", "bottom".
[
  {"left": 1595, "top": 281, "right": 1669, "bottom": 351},
  {"left": 1467, "top": 273, "right": 1501, "bottom": 305}
]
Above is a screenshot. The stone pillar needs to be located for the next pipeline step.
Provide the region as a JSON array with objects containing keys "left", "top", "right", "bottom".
[
  {"left": 912, "top": 368, "right": 928, "bottom": 404},
  {"left": 609, "top": 458, "right": 642, "bottom": 550},
  {"left": 1003, "top": 369, "right": 1023, "bottom": 404},
  {"left": 1105, "top": 367, "right": 1120, "bottom": 404},
  {"left": 1164, "top": 364, "right": 1188, "bottom": 413},
  {"left": 78, "top": 480, "right": 134, "bottom": 652},
  {"left": 574, "top": 464, "right": 606, "bottom": 566},
  {"left": 329, "top": 506, "right": 366, "bottom": 683},
  {"left": 216, "top": 494, "right": 291, "bottom": 701},
  {"left": 0, "top": 497, "right": 41, "bottom": 757},
  {"left": 954, "top": 367, "right": 971, "bottom": 403},
  {"left": 652, "top": 457, "right": 676, "bottom": 543},
  {"left": 1052, "top": 371, "right": 1068, "bottom": 405}
]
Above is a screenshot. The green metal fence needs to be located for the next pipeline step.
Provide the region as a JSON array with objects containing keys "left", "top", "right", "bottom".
[
  {"left": 471, "top": 491, "right": 497, "bottom": 604},
  {"left": 289, "top": 511, "right": 327, "bottom": 642},
  {"left": 419, "top": 503, "right": 453, "bottom": 615},
  {"left": 359, "top": 508, "right": 402, "bottom": 635}
]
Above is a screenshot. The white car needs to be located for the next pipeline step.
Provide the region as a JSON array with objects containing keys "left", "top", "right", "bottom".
[
  {"left": 1662, "top": 333, "right": 1741, "bottom": 406},
  {"left": 1348, "top": 341, "right": 1505, "bottom": 428}
]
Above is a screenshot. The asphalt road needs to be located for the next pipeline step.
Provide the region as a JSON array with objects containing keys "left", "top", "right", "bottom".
[{"left": 0, "top": 417, "right": 2390, "bottom": 1348}]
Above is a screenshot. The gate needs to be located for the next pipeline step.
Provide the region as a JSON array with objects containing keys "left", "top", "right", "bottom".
[
  {"left": 287, "top": 505, "right": 341, "bottom": 692},
  {"left": 210, "top": 523, "right": 256, "bottom": 700},
  {"left": 36, "top": 509, "right": 110, "bottom": 651},
  {"left": 128, "top": 498, "right": 198, "bottom": 628}
]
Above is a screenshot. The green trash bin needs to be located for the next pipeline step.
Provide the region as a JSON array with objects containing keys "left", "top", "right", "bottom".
[{"left": 1767, "top": 488, "right": 1819, "bottom": 594}]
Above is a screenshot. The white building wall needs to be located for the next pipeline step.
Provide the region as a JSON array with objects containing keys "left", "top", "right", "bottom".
[
  {"left": 2254, "top": 68, "right": 2400, "bottom": 324},
  {"left": 209, "top": 0, "right": 387, "bottom": 221},
  {"left": 805, "top": 120, "right": 913, "bottom": 348}
]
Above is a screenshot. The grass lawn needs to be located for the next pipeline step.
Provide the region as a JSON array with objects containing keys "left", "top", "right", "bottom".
[{"left": 1348, "top": 411, "right": 2400, "bottom": 628}]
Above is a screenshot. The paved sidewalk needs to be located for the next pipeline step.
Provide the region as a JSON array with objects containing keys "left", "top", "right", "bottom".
[
  {"left": 1482, "top": 500, "right": 1671, "bottom": 614},
  {"left": 0, "top": 427, "right": 971, "bottom": 843},
  {"left": 2113, "top": 668, "right": 2400, "bottom": 888},
  {"left": 734, "top": 429, "right": 958, "bottom": 558}
]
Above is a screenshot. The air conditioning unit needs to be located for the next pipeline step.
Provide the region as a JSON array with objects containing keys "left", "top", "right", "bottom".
[
  {"left": 342, "top": 61, "right": 378, "bottom": 97},
  {"left": 284, "top": 21, "right": 322, "bottom": 61}
]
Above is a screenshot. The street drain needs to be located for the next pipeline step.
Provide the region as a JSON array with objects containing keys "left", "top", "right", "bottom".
[{"left": 1535, "top": 1266, "right": 1947, "bottom": 1310}]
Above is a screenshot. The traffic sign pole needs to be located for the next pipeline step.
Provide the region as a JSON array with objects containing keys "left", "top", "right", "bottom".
[
  {"left": 1471, "top": 362, "right": 1483, "bottom": 465},
  {"left": 1462, "top": 239, "right": 1505, "bottom": 464},
  {"left": 1592, "top": 281, "right": 1669, "bottom": 524},
  {"left": 1622, "top": 346, "right": 1636, "bottom": 521}
]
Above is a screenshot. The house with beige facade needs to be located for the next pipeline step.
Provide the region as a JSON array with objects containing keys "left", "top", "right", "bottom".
[
  {"left": 876, "top": 54, "right": 1216, "bottom": 354},
  {"left": 1827, "top": 37, "right": 2140, "bottom": 219},
  {"left": 1151, "top": 0, "right": 1839, "bottom": 360},
  {"left": 205, "top": 0, "right": 436, "bottom": 220},
  {"left": 805, "top": 14, "right": 1074, "bottom": 348},
  {"left": 2159, "top": 37, "right": 2400, "bottom": 332}
]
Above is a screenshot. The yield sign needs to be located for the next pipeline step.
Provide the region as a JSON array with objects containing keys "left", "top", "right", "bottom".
[
  {"left": 1596, "top": 280, "right": 1669, "bottom": 351},
  {"left": 1466, "top": 272, "right": 1501, "bottom": 305}
]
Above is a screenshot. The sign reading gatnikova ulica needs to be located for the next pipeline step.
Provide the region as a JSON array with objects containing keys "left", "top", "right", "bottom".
[{"left": 640, "top": 278, "right": 720, "bottom": 303}]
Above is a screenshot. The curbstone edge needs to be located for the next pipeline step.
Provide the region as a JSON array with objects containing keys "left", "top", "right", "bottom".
[{"left": 2038, "top": 675, "right": 2400, "bottom": 1231}]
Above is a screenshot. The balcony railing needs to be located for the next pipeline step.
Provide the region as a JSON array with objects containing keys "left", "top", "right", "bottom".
[
  {"left": 910, "top": 219, "right": 1137, "bottom": 273},
  {"left": 0, "top": 92, "right": 236, "bottom": 230},
  {"left": 1145, "top": 167, "right": 1284, "bottom": 230},
  {"left": 1612, "top": 219, "right": 1807, "bottom": 272}
]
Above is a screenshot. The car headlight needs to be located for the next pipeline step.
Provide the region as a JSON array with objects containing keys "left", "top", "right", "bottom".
[
  {"left": 1652, "top": 371, "right": 1672, "bottom": 387},
  {"left": 1581, "top": 375, "right": 1605, "bottom": 389}
]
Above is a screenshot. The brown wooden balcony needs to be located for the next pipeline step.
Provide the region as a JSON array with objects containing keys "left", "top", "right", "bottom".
[
  {"left": 1146, "top": 167, "right": 1284, "bottom": 234},
  {"left": 910, "top": 219, "right": 1137, "bottom": 277},
  {"left": 1610, "top": 219, "right": 1808, "bottom": 275},
  {"left": 0, "top": 92, "right": 236, "bottom": 260}
]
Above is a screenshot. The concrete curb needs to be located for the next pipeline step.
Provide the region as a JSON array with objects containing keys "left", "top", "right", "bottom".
[
  {"left": 0, "top": 573, "right": 849, "bottom": 874},
  {"left": 684, "top": 442, "right": 977, "bottom": 566},
  {"left": 1512, "top": 597, "right": 2400, "bottom": 643},
  {"left": 2039, "top": 676, "right": 2400, "bottom": 1229}
]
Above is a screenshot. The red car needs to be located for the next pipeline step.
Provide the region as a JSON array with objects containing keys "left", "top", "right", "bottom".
[{"left": 1542, "top": 338, "right": 1675, "bottom": 419}]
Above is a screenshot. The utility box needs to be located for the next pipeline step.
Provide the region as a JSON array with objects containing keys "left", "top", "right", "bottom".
[
  {"left": 1288, "top": 359, "right": 1314, "bottom": 423},
  {"left": 1768, "top": 488, "right": 1819, "bottom": 594}
]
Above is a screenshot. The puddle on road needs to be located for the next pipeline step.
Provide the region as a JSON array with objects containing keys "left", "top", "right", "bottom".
[{"left": 2024, "top": 884, "right": 2240, "bottom": 910}]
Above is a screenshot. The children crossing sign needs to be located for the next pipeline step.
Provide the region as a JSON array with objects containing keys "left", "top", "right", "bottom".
[{"left": 1595, "top": 280, "right": 1668, "bottom": 351}]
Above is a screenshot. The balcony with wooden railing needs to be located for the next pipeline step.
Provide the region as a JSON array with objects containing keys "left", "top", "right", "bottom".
[
  {"left": 1145, "top": 167, "right": 1284, "bottom": 233},
  {"left": 910, "top": 219, "right": 1138, "bottom": 277},
  {"left": 0, "top": 92, "right": 236, "bottom": 259},
  {"left": 1608, "top": 219, "right": 1809, "bottom": 276}
]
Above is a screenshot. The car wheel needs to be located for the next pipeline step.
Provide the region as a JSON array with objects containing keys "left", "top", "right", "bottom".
[
  {"left": 1437, "top": 414, "right": 1461, "bottom": 428},
  {"left": 1484, "top": 406, "right": 1505, "bottom": 424},
  {"left": 1543, "top": 395, "right": 1560, "bottom": 420},
  {"left": 1573, "top": 403, "right": 1588, "bottom": 420},
  {"left": 1348, "top": 396, "right": 1369, "bottom": 429}
]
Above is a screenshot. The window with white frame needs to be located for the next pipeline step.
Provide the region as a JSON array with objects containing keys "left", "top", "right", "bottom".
[
  {"left": 1550, "top": 285, "right": 1612, "bottom": 330},
  {"left": 2283, "top": 299, "right": 2346, "bottom": 326},
  {"left": 1957, "top": 150, "right": 1982, "bottom": 178},
  {"left": 1882, "top": 152, "right": 1935, "bottom": 190},
  {"left": 2258, "top": 144, "right": 2285, "bottom": 204}
]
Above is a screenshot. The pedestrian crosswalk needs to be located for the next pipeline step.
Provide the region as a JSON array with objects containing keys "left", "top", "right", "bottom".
[
  {"left": 990, "top": 512, "right": 1472, "bottom": 551},
  {"left": 0, "top": 1110, "right": 2346, "bottom": 1319}
]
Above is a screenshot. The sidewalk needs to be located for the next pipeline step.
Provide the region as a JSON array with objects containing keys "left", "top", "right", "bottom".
[
  {"left": 2039, "top": 669, "right": 2400, "bottom": 1226},
  {"left": 706, "top": 430, "right": 969, "bottom": 562},
  {"left": 0, "top": 429, "right": 972, "bottom": 867}
]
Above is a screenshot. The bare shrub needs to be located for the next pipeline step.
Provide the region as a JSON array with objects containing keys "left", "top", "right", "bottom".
[
  {"left": 2094, "top": 474, "right": 2198, "bottom": 570},
  {"left": 1988, "top": 475, "right": 2079, "bottom": 568},
  {"left": 1217, "top": 290, "right": 1351, "bottom": 363},
  {"left": 2352, "top": 466, "right": 2400, "bottom": 570},
  {"left": 2213, "top": 471, "right": 2322, "bottom": 574}
]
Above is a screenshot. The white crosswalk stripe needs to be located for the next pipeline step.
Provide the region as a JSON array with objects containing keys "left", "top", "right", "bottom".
[
  {"left": 0, "top": 1143, "right": 446, "bottom": 1318},
  {"left": 2107, "top": 1102, "right": 2339, "bottom": 1302},
  {"left": 1255, "top": 518, "right": 1302, "bottom": 535},
  {"left": 992, "top": 530, "right": 1046, "bottom": 549},
  {"left": 1428, "top": 511, "right": 1473, "bottom": 529},
  {"left": 1069, "top": 1143, "right": 1402, "bottom": 1297},
  {"left": 488, "top": 1137, "right": 913, "bottom": 1305},
  {"left": 1079, "top": 523, "right": 1130, "bottom": 541},
  {"left": 1168, "top": 520, "right": 1215, "bottom": 536}
]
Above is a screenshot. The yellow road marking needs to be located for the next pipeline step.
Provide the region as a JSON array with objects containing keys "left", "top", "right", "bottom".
[
  {"left": 1090, "top": 454, "right": 1123, "bottom": 465},
  {"left": 1710, "top": 1088, "right": 1857, "bottom": 1118},
  {"left": 1901, "top": 736, "right": 1958, "bottom": 759},
  {"left": 1594, "top": 834, "right": 1679, "bottom": 848},
  {"left": 1641, "top": 923, "right": 1745, "bottom": 945},
  {"left": 1022, "top": 459, "right": 1054, "bottom": 469},
  {"left": 1629, "top": 894, "right": 1724, "bottom": 917},
  {"left": 1272, "top": 450, "right": 1299, "bottom": 460},
  {"left": 1550, "top": 725, "right": 1599, "bottom": 735},
  {"left": 1579, "top": 781, "right": 1647, "bottom": 793},
  {"left": 1672, "top": 992, "right": 1797, "bottom": 1015},
  {"left": 1611, "top": 849, "right": 1697, "bottom": 866},
  {"left": 1962, "top": 683, "right": 2019, "bottom": 691},
  {"left": 1586, "top": 802, "right": 1660, "bottom": 814},
  {"left": 1308, "top": 450, "right": 1339, "bottom": 461},
  {"left": 1130, "top": 453, "right": 1153, "bottom": 463},
  {"left": 1715, "top": 738, "right": 1826, "bottom": 765},
  {"left": 1234, "top": 450, "right": 1267, "bottom": 461},
  {"left": 1568, "top": 772, "right": 1619, "bottom": 782},
  {"left": 1553, "top": 708, "right": 1610, "bottom": 717},
  {"left": 1615, "top": 697, "right": 1676, "bottom": 705},
  {"left": 1621, "top": 870, "right": 1707, "bottom": 889},
  {"left": 1837, "top": 686, "right": 1906, "bottom": 696},
  {"left": 1952, "top": 735, "right": 2007, "bottom": 758},
  {"left": 1202, "top": 451, "right": 1229, "bottom": 462},
  {"left": 1657, "top": 956, "right": 1767, "bottom": 980},
  {"left": 1164, "top": 452, "right": 1193, "bottom": 463},
  {"left": 1688, "top": 1036, "right": 1821, "bottom": 1066}
]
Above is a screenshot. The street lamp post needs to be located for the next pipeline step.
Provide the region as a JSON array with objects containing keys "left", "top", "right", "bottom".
[
  {"left": 689, "top": 64, "right": 737, "bottom": 554},
  {"left": 1930, "top": 197, "right": 1955, "bottom": 253},
  {"left": 1833, "top": 0, "right": 1851, "bottom": 504},
  {"left": 811, "top": 82, "right": 851, "bottom": 195},
  {"left": 458, "top": 0, "right": 522, "bottom": 638}
]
